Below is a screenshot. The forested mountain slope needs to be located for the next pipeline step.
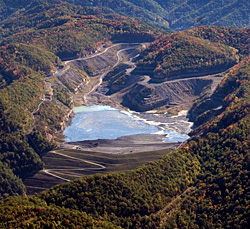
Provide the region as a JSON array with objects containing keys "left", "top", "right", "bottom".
[
  {"left": 0, "top": 196, "right": 119, "bottom": 228},
  {"left": 0, "top": 1, "right": 155, "bottom": 59},
  {"left": 1, "top": 0, "right": 250, "bottom": 31},
  {"left": 136, "top": 27, "right": 250, "bottom": 82},
  {"left": 64, "top": 0, "right": 250, "bottom": 30},
  {"left": 136, "top": 32, "right": 239, "bottom": 82},
  {"left": 0, "top": 0, "right": 32, "bottom": 21}
]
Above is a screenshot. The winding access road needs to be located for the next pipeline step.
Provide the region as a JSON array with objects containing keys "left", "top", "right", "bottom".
[
  {"left": 43, "top": 150, "right": 105, "bottom": 182},
  {"left": 83, "top": 44, "right": 145, "bottom": 103}
]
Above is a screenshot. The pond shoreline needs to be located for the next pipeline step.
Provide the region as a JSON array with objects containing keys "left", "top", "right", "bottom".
[{"left": 63, "top": 105, "right": 192, "bottom": 143}]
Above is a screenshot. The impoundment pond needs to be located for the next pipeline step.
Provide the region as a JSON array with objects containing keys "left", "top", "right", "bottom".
[{"left": 63, "top": 105, "right": 191, "bottom": 143}]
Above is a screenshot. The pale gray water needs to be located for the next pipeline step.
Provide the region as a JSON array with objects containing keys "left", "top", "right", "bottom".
[{"left": 63, "top": 105, "right": 190, "bottom": 142}]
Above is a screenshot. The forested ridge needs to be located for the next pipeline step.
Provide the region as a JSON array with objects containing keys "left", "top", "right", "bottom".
[
  {"left": 0, "top": 196, "right": 119, "bottom": 228},
  {"left": 2, "top": 0, "right": 250, "bottom": 31},
  {"left": 63, "top": 0, "right": 250, "bottom": 30},
  {"left": 0, "top": 0, "right": 250, "bottom": 228},
  {"left": 0, "top": 0, "right": 156, "bottom": 59},
  {"left": 137, "top": 32, "right": 238, "bottom": 82},
  {"left": 135, "top": 27, "right": 250, "bottom": 83}
]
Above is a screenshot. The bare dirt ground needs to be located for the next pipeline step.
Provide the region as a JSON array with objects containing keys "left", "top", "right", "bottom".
[
  {"left": 24, "top": 139, "right": 175, "bottom": 195},
  {"left": 63, "top": 134, "right": 180, "bottom": 154}
]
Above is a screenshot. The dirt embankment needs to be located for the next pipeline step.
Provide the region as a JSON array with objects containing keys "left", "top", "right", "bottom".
[{"left": 64, "top": 134, "right": 180, "bottom": 155}]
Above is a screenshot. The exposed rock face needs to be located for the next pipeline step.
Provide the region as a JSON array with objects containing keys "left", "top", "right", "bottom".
[{"left": 122, "top": 77, "right": 213, "bottom": 111}]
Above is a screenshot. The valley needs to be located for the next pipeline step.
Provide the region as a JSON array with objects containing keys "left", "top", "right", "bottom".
[
  {"left": 24, "top": 40, "right": 225, "bottom": 194},
  {"left": 1, "top": 1, "right": 250, "bottom": 228}
]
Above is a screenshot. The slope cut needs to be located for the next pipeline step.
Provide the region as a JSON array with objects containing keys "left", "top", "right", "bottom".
[
  {"left": 122, "top": 77, "right": 214, "bottom": 112},
  {"left": 64, "top": 0, "right": 250, "bottom": 30}
]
